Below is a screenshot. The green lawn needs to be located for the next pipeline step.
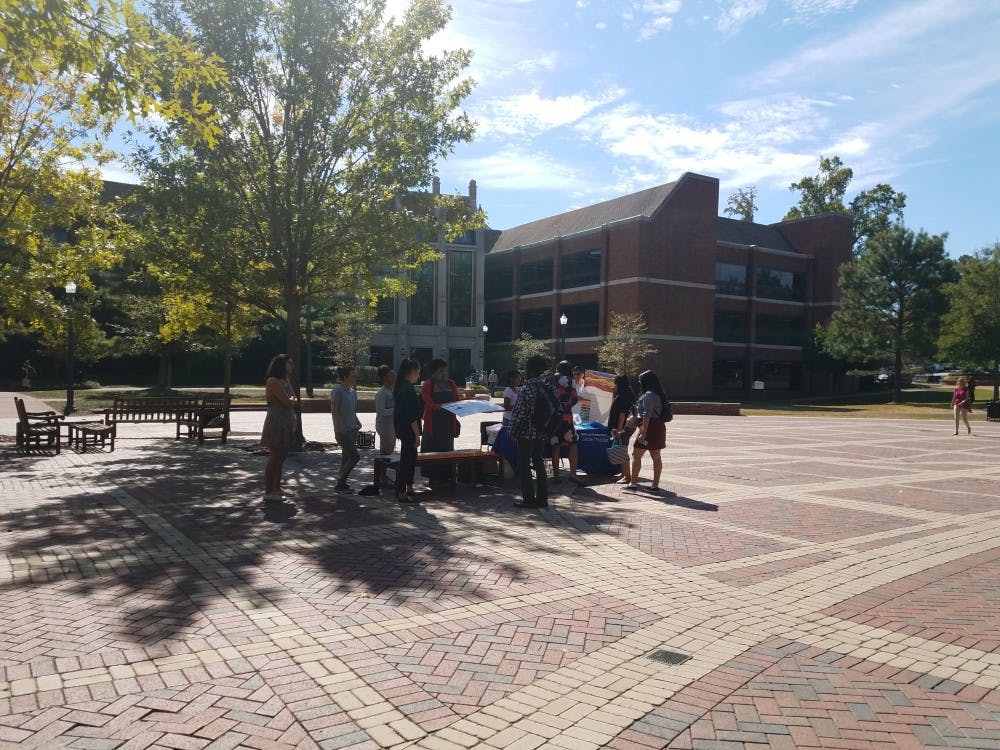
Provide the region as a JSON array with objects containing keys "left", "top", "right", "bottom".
[{"left": 741, "top": 384, "right": 993, "bottom": 418}]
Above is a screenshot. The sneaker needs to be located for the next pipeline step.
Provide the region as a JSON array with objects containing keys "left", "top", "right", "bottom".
[{"left": 624, "top": 483, "right": 637, "bottom": 490}]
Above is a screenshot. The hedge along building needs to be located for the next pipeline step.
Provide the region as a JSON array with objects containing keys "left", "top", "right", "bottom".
[
  {"left": 482, "top": 172, "right": 854, "bottom": 399},
  {"left": 367, "top": 178, "right": 492, "bottom": 381}
]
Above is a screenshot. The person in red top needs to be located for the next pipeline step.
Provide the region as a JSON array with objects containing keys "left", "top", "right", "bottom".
[
  {"left": 951, "top": 376, "right": 973, "bottom": 435},
  {"left": 420, "top": 358, "right": 461, "bottom": 488}
]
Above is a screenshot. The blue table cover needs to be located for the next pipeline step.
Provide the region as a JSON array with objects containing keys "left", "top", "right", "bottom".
[{"left": 493, "top": 422, "right": 617, "bottom": 476}]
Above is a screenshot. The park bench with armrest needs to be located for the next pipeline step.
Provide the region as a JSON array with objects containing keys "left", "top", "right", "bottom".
[
  {"left": 177, "top": 395, "right": 232, "bottom": 443},
  {"left": 14, "top": 396, "right": 64, "bottom": 454},
  {"left": 103, "top": 396, "right": 200, "bottom": 439}
]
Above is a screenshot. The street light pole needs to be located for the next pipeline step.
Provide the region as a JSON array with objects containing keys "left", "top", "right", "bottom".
[
  {"left": 64, "top": 281, "right": 77, "bottom": 415},
  {"left": 481, "top": 324, "right": 489, "bottom": 372},
  {"left": 559, "top": 313, "right": 568, "bottom": 361}
]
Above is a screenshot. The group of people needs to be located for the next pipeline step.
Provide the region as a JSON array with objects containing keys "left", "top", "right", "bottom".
[
  {"left": 466, "top": 368, "right": 499, "bottom": 392},
  {"left": 260, "top": 354, "right": 461, "bottom": 504},
  {"left": 506, "top": 355, "right": 670, "bottom": 508}
]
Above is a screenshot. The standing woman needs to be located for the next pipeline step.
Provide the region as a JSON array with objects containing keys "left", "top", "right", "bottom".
[
  {"left": 420, "top": 358, "right": 460, "bottom": 488},
  {"left": 260, "top": 354, "right": 296, "bottom": 502},
  {"left": 331, "top": 365, "right": 362, "bottom": 492},
  {"left": 393, "top": 359, "right": 422, "bottom": 502},
  {"left": 628, "top": 370, "right": 668, "bottom": 492},
  {"left": 374, "top": 365, "right": 397, "bottom": 455},
  {"left": 608, "top": 374, "right": 637, "bottom": 484},
  {"left": 952, "top": 376, "right": 973, "bottom": 435}
]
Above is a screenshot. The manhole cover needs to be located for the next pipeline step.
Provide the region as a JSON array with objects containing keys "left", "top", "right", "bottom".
[{"left": 647, "top": 649, "right": 691, "bottom": 665}]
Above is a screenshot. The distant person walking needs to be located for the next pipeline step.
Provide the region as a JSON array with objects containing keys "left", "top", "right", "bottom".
[
  {"left": 260, "top": 354, "right": 296, "bottom": 502},
  {"left": 968, "top": 375, "right": 977, "bottom": 405},
  {"left": 20, "top": 360, "right": 36, "bottom": 389},
  {"left": 628, "top": 369, "right": 668, "bottom": 492},
  {"left": 331, "top": 365, "right": 362, "bottom": 492},
  {"left": 393, "top": 359, "right": 422, "bottom": 502},
  {"left": 487, "top": 369, "right": 498, "bottom": 393},
  {"left": 952, "top": 376, "right": 973, "bottom": 436},
  {"left": 374, "top": 365, "right": 396, "bottom": 456}
]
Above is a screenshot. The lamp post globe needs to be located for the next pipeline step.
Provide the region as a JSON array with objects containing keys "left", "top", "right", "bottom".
[{"left": 558, "top": 313, "right": 568, "bottom": 360}]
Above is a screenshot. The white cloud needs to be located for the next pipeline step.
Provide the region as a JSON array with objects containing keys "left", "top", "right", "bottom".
[
  {"left": 474, "top": 87, "right": 626, "bottom": 139},
  {"left": 634, "top": 0, "right": 682, "bottom": 40},
  {"left": 715, "top": 0, "right": 768, "bottom": 35},
  {"left": 449, "top": 147, "right": 585, "bottom": 191}
]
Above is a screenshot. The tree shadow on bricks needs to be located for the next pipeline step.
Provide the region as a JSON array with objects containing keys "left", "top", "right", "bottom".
[{"left": 0, "top": 439, "right": 576, "bottom": 648}]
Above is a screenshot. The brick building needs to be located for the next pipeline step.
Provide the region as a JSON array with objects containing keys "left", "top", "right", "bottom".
[{"left": 482, "top": 172, "right": 854, "bottom": 399}]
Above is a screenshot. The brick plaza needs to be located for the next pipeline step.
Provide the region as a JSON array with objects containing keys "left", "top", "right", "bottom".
[{"left": 2, "top": 406, "right": 1000, "bottom": 749}]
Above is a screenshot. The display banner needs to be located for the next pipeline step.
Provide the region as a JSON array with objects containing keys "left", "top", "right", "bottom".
[{"left": 577, "top": 369, "right": 615, "bottom": 426}]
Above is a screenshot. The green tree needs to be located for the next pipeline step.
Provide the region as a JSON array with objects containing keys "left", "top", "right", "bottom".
[
  {"left": 938, "top": 243, "right": 1000, "bottom": 399},
  {"left": 723, "top": 186, "right": 758, "bottom": 222},
  {"left": 331, "top": 303, "right": 380, "bottom": 370},
  {"left": 820, "top": 226, "right": 955, "bottom": 403},
  {"left": 140, "top": 0, "right": 482, "bottom": 396},
  {"left": 512, "top": 333, "right": 550, "bottom": 372},
  {"left": 784, "top": 156, "right": 906, "bottom": 253},
  {"left": 595, "top": 311, "right": 659, "bottom": 378}
]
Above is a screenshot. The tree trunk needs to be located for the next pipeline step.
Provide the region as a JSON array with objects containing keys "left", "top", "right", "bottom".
[
  {"left": 994, "top": 359, "right": 999, "bottom": 401},
  {"left": 223, "top": 305, "right": 233, "bottom": 397},
  {"left": 892, "top": 345, "right": 903, "bottom": 404},
  {"left": 304, "top": 306, "right": 314, "bottom": 398},
  {"left": 285, "top": 292, "right": 305, "bottom": 447}
]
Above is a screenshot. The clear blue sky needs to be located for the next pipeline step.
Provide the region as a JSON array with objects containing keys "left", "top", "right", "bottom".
[{"left": 405, "top": 0, "right": 999, "bottom": 256}]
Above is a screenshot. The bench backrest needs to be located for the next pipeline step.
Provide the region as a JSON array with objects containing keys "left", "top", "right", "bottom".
[
  {"left": 105, "top": 396, "right": 200, "bottom": 423},
  {"left": 13, "top": 396, "right": 27, "bottom": 424},
  {"left": 198, "top": 395, "right": 231, "bottom": 427}
]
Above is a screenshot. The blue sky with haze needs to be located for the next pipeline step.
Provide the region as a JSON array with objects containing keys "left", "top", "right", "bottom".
[{"left": 400, "top": 0, "right": 999, "bottom": 256}]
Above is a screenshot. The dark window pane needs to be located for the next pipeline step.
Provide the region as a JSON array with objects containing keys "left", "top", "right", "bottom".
[
  {"left": 447, "top": 251, "right": 474, "bottom": 327},
  {"left": 520, "top": 308, "right": 551, "bottom": 339},
  {"left": 561, "top": 249, "right": 601, "bottom": 289},
  {"left": 560, "top": 302, "right": 600, "bottom": 337},
  {"left": 755, "top": 315, "right": 804, "bottom": 346},
  {"left": 369, "top": 346, "right": 394, "bottom": 367},
  {"left": 485, "top": 265, "right": 513, "bottom": 300},
  {"left": 449, "top": 348, "right": 472, "bottom": 382},
  {"left": 755, "top": 361, "right": 801, "bottom": 390},
  {"left": 375, "top": 296, "right": 395, "bottom": 324},
  {"left": 756, "top": 267, "right": 805, "bottom": 301},
  {"left": 410, "top": 347, "right": 434, "bottom": 379},
  {"left": 713, "top": 360, "right": 744, "bottom": 390},
  {"left": 715, "top": 263, "right": 747, "bottom": 295},
  {"left": 485, "top": 312, "right": 512, "bottom": 342},
  {"left": 714, "top": 311, "right": 746, "bottom": 343},
  {"left": 409, "top": 262, "right": 435, "bottom": 325},
  {"left": 519, "top": 260, "right": 553, "bottom": 295}
]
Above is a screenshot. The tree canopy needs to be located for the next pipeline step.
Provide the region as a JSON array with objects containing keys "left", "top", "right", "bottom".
[
  {"left": 820, "top": 226, "right": 955, "bottom": 402},
  {"left": 784, "top": 155, "right": 906, "bottom": 253},
  {"left": 723, "top": 187, "right": 758, "bottom": 223},
  {"left": 938, "top": 243, "right": 1000, "bottom": 379},
  {"left": 136, "top": 0, "right": 482, "bottom": 389},
  {"left": 595, "top": 311, "right": 658, "bottom": 378}
]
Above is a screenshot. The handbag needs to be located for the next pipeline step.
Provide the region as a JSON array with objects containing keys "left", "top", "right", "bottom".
[{"left": 607, "top": 436, "right": 630, "bottom": 465}]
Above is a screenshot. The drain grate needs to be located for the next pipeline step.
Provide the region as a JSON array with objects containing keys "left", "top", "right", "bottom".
[{"left": 647, "top": 649, "right": 692, "bottom": 666}]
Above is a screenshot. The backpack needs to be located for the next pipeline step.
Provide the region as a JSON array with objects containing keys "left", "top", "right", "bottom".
[
  {"left": 532, "top": 381, "right": 564, "bottom": 436},
  {"left": 662, "top": 397, "right": 673, "bottom": 423}
]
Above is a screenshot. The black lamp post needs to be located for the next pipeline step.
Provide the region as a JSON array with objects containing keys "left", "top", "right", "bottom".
[
  {"left": 64, "top": 281, "right": 76, "bottom": 414},
  {"left": 481, "top": 324, "right": 488, "bottom": 372},
  {"left": 559, "top": 313, "right": 567, "bottom": 360}
]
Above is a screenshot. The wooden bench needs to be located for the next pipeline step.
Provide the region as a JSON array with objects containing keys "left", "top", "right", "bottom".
[
  {"left": 66, "top": 421, "right": 116, "bottom": 452},
  {"left": 373, "top": 449, "right": 503, "bottom": 492},
  {"left": 177, "top": 395, "right": 232, "bottom": 443},
  {"left": 14, "top": 397, "right": 64, "bottom": 454},
  {"left": 103, "top": 396, "right": 200, "bottom": 439}
]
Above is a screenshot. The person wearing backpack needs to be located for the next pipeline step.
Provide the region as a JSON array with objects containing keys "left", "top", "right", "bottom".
[
  {"left": 627, "top": 369, "right": 671, "bottom": 493},
  {"left": 508, "top": 354, "right": 560, "bottom": 508}
]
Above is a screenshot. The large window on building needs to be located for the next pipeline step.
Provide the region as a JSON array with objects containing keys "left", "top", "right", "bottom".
[
  {"left": 561, "top": 302, "right": 600, "bottom": 337},
  {"left": 485, "top": 265, "right": 513, "bottom": 300},
  {"left": 410, "top": 347, "right": 434, "bottom": 379},
  {"left": 755, "top": 315, "right": 805, "bottom": 346},
  {"left": 715, "top": 263, "right": 748, "bottom": 296},
  {"left": 447, "top": 251, "right": 474, "bottom": 327},
  {"left": 520, "top": 307, "right": 552, "bottom": 339},
  {"left": 755, "top": 361, "right": 802, "bottom": 390},
  {"left": 449, "top": 348, "right": 472, "bottom": 382},
  {"left": 712, "top": 360, "right": 745, "bottom": 391},
  {"left": 756, "top": 267, "right": 805, "bottom": 301},
  {"left": 408, "top": 262, "right": 435, "bottom": 325},
  {"left": 561, "top": 249, "right": 601, "bottom": 289},
  {"left": 369, "top": 346, "right": 394, "bottom": 367},
  {"left": 714, "top": 311, "right": 747, "bottom": 343},
  {"left": 375, "top": 296, "right": 395, "bottom": 324},
  {"left": 519, "top": 259, "right": 553, "bottom": 295},
  {"left": 485, "top": 312, "right": 512, "bottom": 342}
]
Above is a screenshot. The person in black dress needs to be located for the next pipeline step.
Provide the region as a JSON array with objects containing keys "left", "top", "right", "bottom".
[{"left": 393, "top": 359, "right": 422, "bottom": 502}]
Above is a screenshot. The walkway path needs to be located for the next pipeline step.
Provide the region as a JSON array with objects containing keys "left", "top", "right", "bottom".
[{"left": 1, "top": 409, "right": 999, "bottom": 748}]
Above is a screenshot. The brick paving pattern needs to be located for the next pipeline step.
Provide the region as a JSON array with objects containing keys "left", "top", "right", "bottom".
[{"left": 1, "top": 404, "right": 999, "bottom": 748}]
